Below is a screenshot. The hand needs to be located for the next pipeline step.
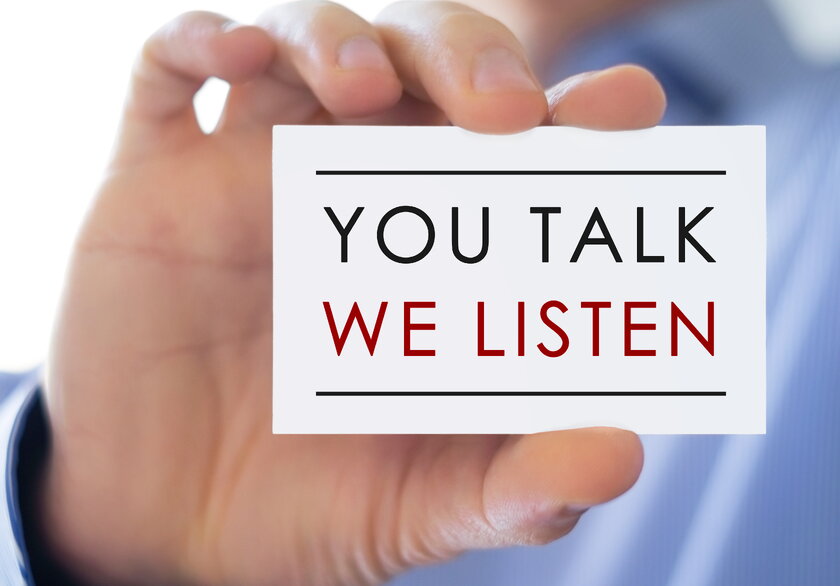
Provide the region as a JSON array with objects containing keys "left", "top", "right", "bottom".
[{"left": 43, "top": 2, "right": 665, "bottom": 584}]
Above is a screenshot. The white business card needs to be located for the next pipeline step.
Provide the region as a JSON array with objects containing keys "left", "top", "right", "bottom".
[{"left": 273, "top": 125, "right": 765, "bottom": 434}]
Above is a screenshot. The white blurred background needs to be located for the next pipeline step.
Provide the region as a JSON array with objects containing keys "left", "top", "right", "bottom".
[{"left": 0, "top": 0, "right": 389, "bottom": 371}]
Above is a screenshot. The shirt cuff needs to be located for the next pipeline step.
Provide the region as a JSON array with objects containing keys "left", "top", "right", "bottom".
[{"left": 0, "top": 371, "right": 41, "bottom": 585}]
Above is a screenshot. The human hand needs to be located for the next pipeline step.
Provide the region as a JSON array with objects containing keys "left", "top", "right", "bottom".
[{"left": 44, "top": 2, "right": 665, "bottom": 584}]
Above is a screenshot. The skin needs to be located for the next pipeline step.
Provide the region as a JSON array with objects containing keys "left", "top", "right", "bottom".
[{"left": 42, "top": 1, "right": 666, "bottom": 584}]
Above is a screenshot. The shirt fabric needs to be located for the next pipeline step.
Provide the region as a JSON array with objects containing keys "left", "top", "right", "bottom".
[
  {"left": 0, "top": 371, "right": 38, "bottom": 585},
  {"left": 3, "top": 0, "right": 840, "bottom": 583}
]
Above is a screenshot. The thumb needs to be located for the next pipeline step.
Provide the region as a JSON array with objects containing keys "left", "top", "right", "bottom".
[
  {"left": 548, "top": 64, "right": 667, "bottom": 130},
  {"left": 481, "top": 427, "right": 644, "bottom": 545},
  {"left": 405, "top": 427, "right": 644, "bottom": 568}
]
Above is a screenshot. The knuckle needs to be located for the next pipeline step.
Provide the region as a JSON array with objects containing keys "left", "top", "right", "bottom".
[
  {"left": 434, "top": 8, "right": 510, "bottom": 43},
  {"left": 374, "top": 0, "right": 417, "bottom": 22},
  {"left": 377, "top": 1, "right": 515, "bottom": 47},
  {"left": 143, "top": 11, "right": 226, "bottom": 52},
  {"left": 172, "top": 10, "right": 223, "bottom": 25},
  {"left": 167, "top": 10, "right": 228, "bottom": 37},
  {"left": 309, "top": 0, "right": 356, "bottom": 19},
  {"left": 257, "top": 1, "right": 360, "bottom": 35}
]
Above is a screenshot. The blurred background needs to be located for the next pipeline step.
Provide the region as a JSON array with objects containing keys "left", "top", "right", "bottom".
[{"left": 0, "top": 0, "right": 389, "bottom": 371}]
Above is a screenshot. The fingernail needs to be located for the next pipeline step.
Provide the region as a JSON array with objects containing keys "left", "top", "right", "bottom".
[
  {"left": 472, "top": 47, "right": 539, "bottom": 93},
  {"left": 337, "top": 36, "right": 392, "bottom": 72}
]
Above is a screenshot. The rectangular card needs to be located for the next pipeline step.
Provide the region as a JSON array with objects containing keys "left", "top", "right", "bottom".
[{"left": 273, "top": 125, "right": 765, "bottom": 434}]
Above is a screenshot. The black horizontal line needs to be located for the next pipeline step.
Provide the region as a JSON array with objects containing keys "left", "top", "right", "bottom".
[
  {"left": 316, "top": 391, "right": 726, "bottom": 397},
  {"left": 316, "top": 170, "right": 726, "bottom": 176}
]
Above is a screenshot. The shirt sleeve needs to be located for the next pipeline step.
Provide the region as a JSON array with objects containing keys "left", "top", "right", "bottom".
[{"left": 0, "top": 370, "right": 41, "bottom": 585}]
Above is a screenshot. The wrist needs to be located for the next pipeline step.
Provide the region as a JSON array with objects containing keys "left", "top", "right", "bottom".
[{"left": 39, "top": 444, "right": 192, "bottom": 586}]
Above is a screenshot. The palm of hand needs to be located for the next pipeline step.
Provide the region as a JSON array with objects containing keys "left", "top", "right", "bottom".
[{"left": 49, "top": 125, "right": 534, "bottom": 585}]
